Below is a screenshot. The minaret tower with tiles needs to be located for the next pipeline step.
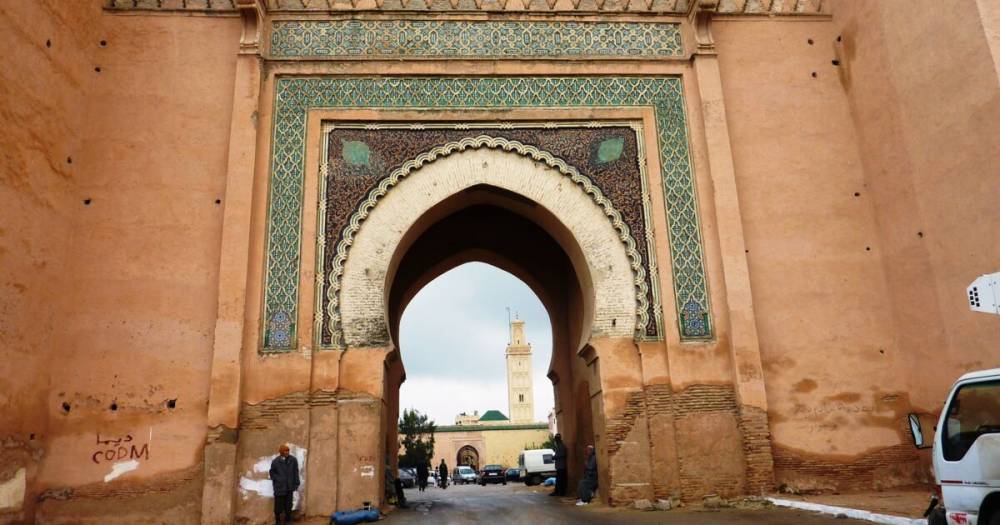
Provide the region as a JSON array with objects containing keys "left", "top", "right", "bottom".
[{"left": 505, "top": 319, "right": 534, "bottom": 424}]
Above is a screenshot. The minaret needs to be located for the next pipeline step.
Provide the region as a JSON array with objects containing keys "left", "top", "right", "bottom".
[{"left": 505, "top": 319, "right": 534, "bottom": 424}]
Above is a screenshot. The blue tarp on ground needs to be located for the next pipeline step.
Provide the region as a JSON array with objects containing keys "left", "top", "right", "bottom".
[{"left": 331, "top": 508, "right": 379, "bottom": 525}]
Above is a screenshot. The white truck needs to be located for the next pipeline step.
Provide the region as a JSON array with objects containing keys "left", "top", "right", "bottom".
[
  {"left": 909, "top": 368, "right": 1000, "bottom": 525},
  {"left": 518, "top": 448, "right": 556, "bottom": 486}
]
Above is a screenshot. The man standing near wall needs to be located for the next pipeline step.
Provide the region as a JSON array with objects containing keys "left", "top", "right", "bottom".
[
  {"left": 576, "top": 445, "right": 597, "bottom": 506},
  {"left": 551, "top": 434, "right": 567, "bottom": 497},
  {"left": 269, "top": 444, "right": 300, "bottom": 525}
]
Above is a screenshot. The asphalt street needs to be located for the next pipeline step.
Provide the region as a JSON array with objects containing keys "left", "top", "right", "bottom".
[{"left": 379, "top": 483, "right": 876, "bottom": 524}]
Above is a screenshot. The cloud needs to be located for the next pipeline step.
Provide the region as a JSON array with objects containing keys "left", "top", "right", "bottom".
[{"left": 399, "top": 263, "right": 555, "bottom": 424}]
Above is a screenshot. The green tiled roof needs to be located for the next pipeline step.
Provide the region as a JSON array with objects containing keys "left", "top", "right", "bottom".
[{"left": 478, "top": 410, "right": 509, "bottom": 422}]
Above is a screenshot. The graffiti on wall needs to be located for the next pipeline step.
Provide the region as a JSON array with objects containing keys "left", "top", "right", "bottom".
[{"left": 91, "top": 431, "right": 152, "bottom": 482}]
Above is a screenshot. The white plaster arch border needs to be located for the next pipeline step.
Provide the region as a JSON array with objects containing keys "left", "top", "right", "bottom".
[{"left": 331, "top": 136, "right": 641, "bottom": 348}]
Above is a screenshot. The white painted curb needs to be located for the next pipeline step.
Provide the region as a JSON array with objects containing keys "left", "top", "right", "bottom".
[{"left": 767, "top": 497, "right": 925, "bottom": 525}]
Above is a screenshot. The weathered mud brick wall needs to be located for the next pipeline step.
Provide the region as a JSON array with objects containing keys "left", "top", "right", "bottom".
[{"left": 603, "top": 382, "right": 757, "bottom": 503}]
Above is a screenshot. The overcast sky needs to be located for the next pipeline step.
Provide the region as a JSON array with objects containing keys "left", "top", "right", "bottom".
[{"left": 397, "top": 262, "right": 554, "bottom": 426}]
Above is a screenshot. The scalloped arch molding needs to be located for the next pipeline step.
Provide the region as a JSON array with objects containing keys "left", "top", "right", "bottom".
[{"left": 338, "top": 145, "right": 637, "bottom": 347}]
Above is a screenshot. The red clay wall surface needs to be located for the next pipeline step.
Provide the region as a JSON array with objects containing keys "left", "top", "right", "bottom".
[
  {"left": 0, "top": 1, "right": 102, "bottom": 520},
  {"left": 1, "top": 1, "right": 998, "bottom": 522},
  {"left": 1, "top": 1, "right": 241, "bottom": 522},
  {"left": 831, "top": 0, "right": 1000, "bottom": 412}
]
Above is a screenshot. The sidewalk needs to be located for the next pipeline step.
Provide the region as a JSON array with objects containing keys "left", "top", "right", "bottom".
[{"left": 768, "top": 485, "right": 932, "bottom": 524}]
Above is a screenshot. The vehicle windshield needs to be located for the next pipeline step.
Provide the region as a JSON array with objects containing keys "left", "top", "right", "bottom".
[
  {"left": 458, "top": 466, "right": 475, "bottom": 474},
  {"left": 485, "top": 465, "right": 502, "bottom": 470},
  {"left": 943, "top": 380, "right": 1000, "bottom": 461}
]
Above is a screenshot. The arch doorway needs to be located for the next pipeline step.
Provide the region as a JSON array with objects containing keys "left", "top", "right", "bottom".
[
  {"left": 457, "top": 445, "right": 480, "bottom": 471},
  {"left": 337, "top": 145, "right": 645, "bottom": 509}
]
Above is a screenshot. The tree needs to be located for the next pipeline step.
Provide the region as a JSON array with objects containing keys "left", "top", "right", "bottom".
[
  {"left": 398, "top": 409, "right": 436, "bottom": 468},
  {"left": 525, "top": 433, "right": 557, "bottom": 451}
]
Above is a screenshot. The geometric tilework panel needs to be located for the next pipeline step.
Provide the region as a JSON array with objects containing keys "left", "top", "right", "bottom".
[
  {"left": 319, "top": 124, "right": 661, "bottom": 347},
  {"left": 270, "top": 20, "right": 683, "bottom": 59},
  {"left": 262, "top": 77, "right": 712, "bottom": 351}
]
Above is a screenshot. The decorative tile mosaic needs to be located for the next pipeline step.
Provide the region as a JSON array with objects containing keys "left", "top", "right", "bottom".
[
  {"left": 269, "top": 20, "right": 683, "bottom": 59},
  {"left": 317, "top": 123, "right": 662, "bottom": 347},
  {"left": 262, "top": 77, "right": 712, "bottom": 351}
]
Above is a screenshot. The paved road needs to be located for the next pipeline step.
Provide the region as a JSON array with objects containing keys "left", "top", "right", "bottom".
[{"left": 379, "top": 483, "right": 876, "bottom": 525}]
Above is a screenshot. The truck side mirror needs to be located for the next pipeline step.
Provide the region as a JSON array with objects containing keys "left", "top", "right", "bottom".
[{"left": 908, "top": 413, "right": 931, "bottom": 449}]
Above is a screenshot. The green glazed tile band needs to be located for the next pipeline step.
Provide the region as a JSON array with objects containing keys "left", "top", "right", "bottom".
[
  {"left": 261, "top": 77, "right": 711, "bottom": 350},
  {"left": 270, "top": 20, "right": 683, "bottom": 59}
]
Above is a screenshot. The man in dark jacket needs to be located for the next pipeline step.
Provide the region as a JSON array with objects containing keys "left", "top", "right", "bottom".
[
  {"left": 269, "top": 444, "right": 300, "bottom": 525},
  {"left": 576, "top": 445, "right": 597, "bottom": 506},
  {"left": 438, "top": 459, "right": 449, "bottom": 489},
  {"left": 551, "top": 434, "right": 567, "bottom": 497},
  {"left": 416, "top": 461, "right": 429, "bottom": 492}
]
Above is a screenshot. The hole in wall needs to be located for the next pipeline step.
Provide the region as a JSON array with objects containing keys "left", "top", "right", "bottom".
[
  {"left": 110, "top": 402, "right": 118, "bottom": 411},
  {"left": 214, "top": 199, "right": 221, "bottom": 205},
  {"left": 66, "top": 156, "right": 72, "bottom": 164},
  {"left": 854, "top": 192, "right": 860, "bottom": 197},
  {"left": 879, "top": 349, "right": 885, "bottom": 355},
  {"left": 811, "top": 72, "right": 817, "bottom": 78},
  {"left": 837, "top": 35, "right": 843, "bottom": 42},
  {"left": 46, "top": 39, "right": 51, "bottom": 48},
  {"left": 807, "top": 38, "right": 814, "bottom": 45},
  {"left": 865, "top": 246, "right": 871, "bottom": 251},
  {"left": 83, "top": 199, "right": 92, "bottom": 205},
  {"left": 61, "top": 402, "right": 71, "bottom": 413},
  {"left": 100, "top": 40, "right": 107, "bottom": 47},
  {"left": 29, "top": 433, "right": 35, "bottom": 440},
  {"left": 917, "top": 231, "right": 924, "bottom": 238},
  {"left": 94, "top": 67, "right": 102, "bottom": 73},
  {"left": 611, "top": 319, "right": 616, "bottom": 327},
  {"left": 167, "top": 399, "right": 177, "bottom": 409},
  {"left": 831, "top": 60, "right": 841, "bottom": 66}
]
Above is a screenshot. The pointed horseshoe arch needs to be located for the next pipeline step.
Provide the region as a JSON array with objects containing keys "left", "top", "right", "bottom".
[{"left": 330, "top": 136, "right": 644, "bottom": 348}]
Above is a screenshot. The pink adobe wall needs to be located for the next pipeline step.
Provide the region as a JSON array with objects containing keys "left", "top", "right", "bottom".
[
  {"left": 0, "top": 1, "right": 103, "bottom": 519},
  {"left": 831, "top": 0, "right": 1000, "bottom": 412},
  {"left": 713, "top": 17, "right": 917, "bottom": 489},
  {"left": 1, "top": 1, "right": 242, "bottom": 521}
]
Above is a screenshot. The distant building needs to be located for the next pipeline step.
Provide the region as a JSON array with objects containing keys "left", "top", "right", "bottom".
[{"left": 454, "top": 410, "right": 480, "bottom": 426}]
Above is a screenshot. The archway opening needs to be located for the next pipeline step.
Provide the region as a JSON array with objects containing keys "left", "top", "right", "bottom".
[{"left": 383, "top": 186, "right": 601, "bottom": 502}]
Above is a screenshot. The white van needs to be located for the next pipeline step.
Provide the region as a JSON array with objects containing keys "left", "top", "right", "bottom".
[
  {"left": 909, "top": 368, "right": 1000, "bottom": 525},
  {"left": 518, "top": 448, "right": 556, "bottom": 486}
]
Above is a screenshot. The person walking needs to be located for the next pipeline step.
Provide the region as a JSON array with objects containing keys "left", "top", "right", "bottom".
[
  {"left": 575, "top": 445, "right": 597, "bottom": 506},
  {"left": 551, "top": 434, "right": 567, "bottom": 497},
  {"left": 416, "top": 461, "right": 429, "bottom": 492},
  {"left": 438, "top": 459, "right": 449, "bottom": 489},
  {"left": 269, "top": 444, "right": 300, "bottom": 525}
]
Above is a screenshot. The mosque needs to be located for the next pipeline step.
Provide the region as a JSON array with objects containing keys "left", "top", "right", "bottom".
[{"left": 429, "top": 320, "right": 551, "bottom": 471}]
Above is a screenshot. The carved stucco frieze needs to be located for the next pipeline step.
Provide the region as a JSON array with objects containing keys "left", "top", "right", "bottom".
[{"left": 105, "top": 0, "right": 825, "bottom": 13}]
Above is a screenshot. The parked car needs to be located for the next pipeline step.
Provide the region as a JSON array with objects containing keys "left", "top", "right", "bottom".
[
  {"left": 505, "top": 467, "right": 521, "bottom": 482},
  {"left": 398, "top": 467, "right": 416, "bottom": 489},
  {"left": 452, "top": 466, "right": 477, "bottom": 485},
  {"left": 478, "top": 464, "right": 506, "bottom": 485},
  {"left": 908, "top": 368, "right": 1000, "bottom": 525},
  {"left": 518, "top": 449, "right": 556, "bottom": 486}
]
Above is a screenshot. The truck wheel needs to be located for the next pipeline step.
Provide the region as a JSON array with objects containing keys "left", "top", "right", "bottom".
[
  {"left": 528, "top": 474, "right": 542, "bottom": 486},
  {"left": 928, "top": 508, "right": 946, "bottom": 525}
]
